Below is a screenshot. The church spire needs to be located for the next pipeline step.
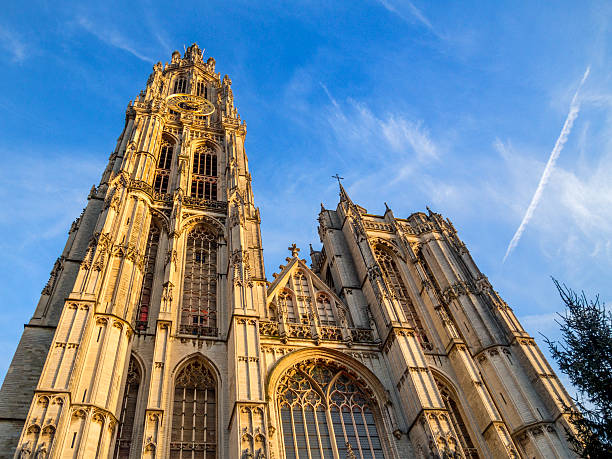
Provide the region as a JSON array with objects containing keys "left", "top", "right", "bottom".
[{"left": 339, "top": 182, "right": 353, "bottom": 204}]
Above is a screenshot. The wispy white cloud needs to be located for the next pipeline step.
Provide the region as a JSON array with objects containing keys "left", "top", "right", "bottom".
[
  {"left": 76, "top": 17, "right": 155, "bottom": 63},
  {"left": 376, "top": 0, "right": 434, "bottom": 32},
  {"left": 503, "top": 66, "right": 591, "bottom": 263},
  {"left": 0, "top": 25, "right": 26, "bottom": 63},
  {"left": 321, "top": 84, "right": 439, "bottom": 168},
  {"left": 381, "top": 116, "right": 438, "bottom": 162}
]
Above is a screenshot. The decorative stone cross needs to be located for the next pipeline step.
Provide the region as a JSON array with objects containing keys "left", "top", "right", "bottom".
[
  {"left": 331, "top": 173, "right": 344, "bottom": 185},
  {"left": 288, "top": 243, "right": 300, "bottom": 257}
]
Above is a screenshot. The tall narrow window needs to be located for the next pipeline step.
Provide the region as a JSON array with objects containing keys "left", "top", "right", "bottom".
[
  {"left": 170, "top": 359, "right": 216, "bottom": 459},
  {"left": 436, "top": 380, "right": 479, "bottom": 458},
  {"left": 279, "top": 290, "right": 297, "bottom": 323},
  {"left": 278, "top": 360, "right": 385, "bottom": 459},
  {"left": 325, "top": 266, "right": 335, "bottom": 291},
  {"left": 114, "top": 357, "right": 141, "bottom": 458},
  {"left": 293, "top": 271, "right": 310, "bottom": 324},
  {"left": 181, "top": 228, "right": 217, "bottom": 336},
  {"left": 153, "top": 140, "right": 173, "bottom": 194},
  {"left": 173, "top": 77, "right": 187, "bottom": 94},
  {"left": 190, "top": 146, "right": 217, "bottom": 201},
  {"left": 196, "top": 81, "right": 207, "bottom": 98},
  {"left": 316, "top": 293, "right": 335, "bottom": 325},
  {"left": 136, "top": 224, "right": 160, "bottom": 331},
  {"left": 374, "top": 246, "right": 429, "bottom": 345}
]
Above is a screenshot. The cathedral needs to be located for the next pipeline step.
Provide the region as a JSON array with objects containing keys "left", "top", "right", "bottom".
[{"left": 0, "top": 44, "right": 578, "bottom": 458}]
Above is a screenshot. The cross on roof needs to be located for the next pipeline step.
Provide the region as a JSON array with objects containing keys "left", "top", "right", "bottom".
[
  {"left": 288, "top": 243, "right": 300, "bottom": 257},
  {"left": 331, "top": 173, "right": 344, "bottom": 185}
]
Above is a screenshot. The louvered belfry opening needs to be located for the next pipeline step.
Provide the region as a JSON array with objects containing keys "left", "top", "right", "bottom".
[
  {"left": 153, "top": 139, "right": 174, "bottom": 194},
  {"left": 315, "top": 293, "right": 335, "bottom": 326},
  {"left": 170, "top": 359, "right": 217, "bottom": 459},
  {"left": 191, "top": 145, "right": 217, "bottom": 201},
  {"left": 114, "top": 357, "right": 141, "bottom": 458},
  {"left": 181, "top": 227, "right": 217, "bottom": 336},
  {"left": 278, "top": 360, "right": 384, "bottom": 459}
]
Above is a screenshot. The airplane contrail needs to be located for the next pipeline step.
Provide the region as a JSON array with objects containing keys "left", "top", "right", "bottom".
[{"left": 503, "top": 66, "right": 590, "bottom": 263}]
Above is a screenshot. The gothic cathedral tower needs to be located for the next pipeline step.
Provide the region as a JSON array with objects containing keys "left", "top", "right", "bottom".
[{"left": 0, "top": 45, "right": 578, "bottom": 459}]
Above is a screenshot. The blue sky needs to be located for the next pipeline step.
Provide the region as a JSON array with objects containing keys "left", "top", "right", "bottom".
[{"left": 1, "top": 1, "right": 611, "bottom": 396}]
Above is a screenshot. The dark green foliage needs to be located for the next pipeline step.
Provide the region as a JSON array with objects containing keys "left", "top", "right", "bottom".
[{"left": 544, "top": 279, "right": 612, "bottom": 458}]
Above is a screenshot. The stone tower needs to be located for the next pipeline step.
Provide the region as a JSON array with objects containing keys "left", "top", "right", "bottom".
[{"left": 0, "top": 45, "right": 578, "bottom": 458}]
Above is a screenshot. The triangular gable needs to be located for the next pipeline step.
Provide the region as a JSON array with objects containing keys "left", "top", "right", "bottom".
[{"left": 266, "top": 257, "right": 346, "bottom": 309}]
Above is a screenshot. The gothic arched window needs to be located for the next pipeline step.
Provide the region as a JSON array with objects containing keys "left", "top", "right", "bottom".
[
  {"left": 170, "top": 359, "right": 217, "bottom": 459},
  {"left": 153, "top": 140, "right": 173, "bottom": 194},
  {"left": 436, "top": 379, "right": 479, "bottom": 458},
  {"left": 136, "top": 223, "right": 160, "bottom": 331},
  {"left": 114, "top": 357, "right": 141, "bottom": 458},
  {"left": 279, "top": 290, "right": 297, "bottom": 323},
  {"left": 316, "top": 293, "right": 335, "bottom": 326},
  {"left": 277, "top": 360, "right": 385, "bottom": 459},
  {"left": 374, "top": 246, "right": 429, "bottom": 345},
  {"left": 173, "top": 77, "right": 187, "bottom": 94},
  {"left": 191, "top": 145, "right": 217, "bottom": 201},
  {"left": 181, "top": 227, "right": 217, "bottom": 336},
  {"left": 293, "top": 271, "right": 310, "bottom": 324},
  {"left": 196, "top": 81, "right": 208, "bottom": 99}
]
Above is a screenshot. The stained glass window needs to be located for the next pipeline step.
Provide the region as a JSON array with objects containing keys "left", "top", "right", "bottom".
[{"left": 278, "top": 360, "right": 385, "bottom": 459}]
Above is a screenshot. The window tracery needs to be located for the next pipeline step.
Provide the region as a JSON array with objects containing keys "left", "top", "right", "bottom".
[
  {"left": 181, "top": 228, "right": 217, "bottom": 336},
  {"left": 191, "top": 145, "right": 217, "bottom": 201},
  {"left": 153, "top": 140, "right": 173, "bottom": 194},
  {"left": 114, "top": 357, "right": 141, "bottom": 458},
  {"left": 279, "top": 290, "right": 297, "bottom": 323},
  {"left": 277, "top": 360, "right": 384, "bottom": 459},
  {"left": 293, "top": 271, "right": 310, "bottom": 324},
  {"left": 170, "top": 359, "right": 216, "bottom": 459},
  {"left": 374, "top": 246, "right": 429, "bottom": 345},
  {"left": 436, "top": 379, "right": 479, "bottom": 458},
  {"left": 136, "top": 224, "right": 160, "bottom": 331}
]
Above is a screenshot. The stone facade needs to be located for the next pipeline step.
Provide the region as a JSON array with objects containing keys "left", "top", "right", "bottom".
[{"left": 0, "top": 44, "right": 578, "bottom": 458}]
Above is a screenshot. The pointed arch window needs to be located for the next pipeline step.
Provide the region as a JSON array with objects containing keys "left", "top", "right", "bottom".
[
  {"left": 173, "top": 77, "right": 187, "bottom": 94},
  {"left": 191, "top": 145, "right": 217, "bottom": 201},
  {"left": 316, "top": 293, "right": 335, "bottom": 326},
  {"left": 293, "top": 271, "right": 310, "bottom": 324},
  {"left": 277, "top": 360, "right": 385, "bottom": 459},
  {"left": 136, "top": 224, "right": 160, "bottom": 331},
  {"left": 279, "top": 290, "right": 297, "bottom": 323},
  {"left": 181, "top": 228, "right": 217, "bottom": 336},
  {"left": 170, "top": 359, "right": 217, "bottom": 459},
  {"left": 374, "top": 246, "right": 429, "bottom": 345},
  {"left": 436, "top": 380, "right": 479, "bottom": 458},
  {"left": 196, "top": 81, "right": 208, "bottom": 99},
  {"left": 153, "top": 139, "right": 174, "bottom": 194},
  {"left": 114, "top": 357, "right": 141, "bottom": 458}
]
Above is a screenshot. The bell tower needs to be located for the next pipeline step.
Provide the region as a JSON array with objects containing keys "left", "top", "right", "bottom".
[{"left": 2, "top": 44, "right": 268, "bottom": 458}]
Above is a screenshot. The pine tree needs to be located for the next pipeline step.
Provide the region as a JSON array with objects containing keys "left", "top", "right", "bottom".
[{"left": 545, "top": 279, "right": 612, "bottom": 458}]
